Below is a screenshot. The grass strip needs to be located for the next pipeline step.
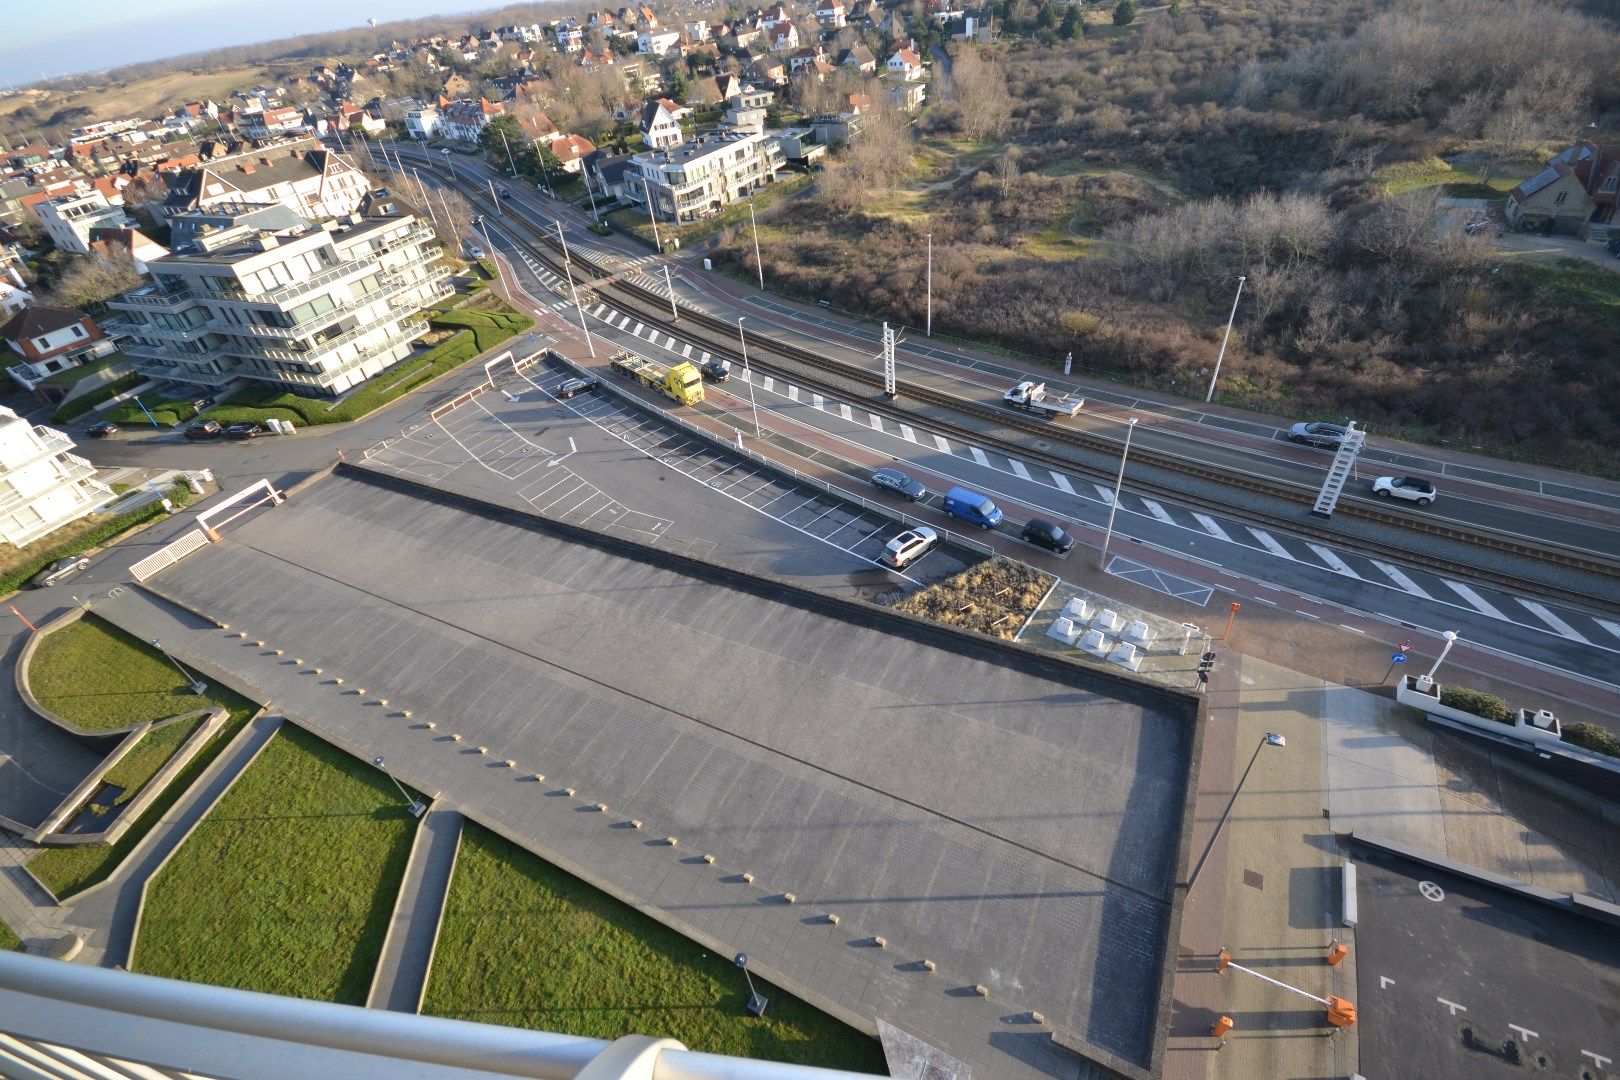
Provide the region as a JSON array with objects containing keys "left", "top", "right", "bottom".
[
  {"left": 133, "top": 725, "right": 417, "bottom": 1004},
  {"left": 424, "top": 823, "right": 885, "bottom": 1073}
]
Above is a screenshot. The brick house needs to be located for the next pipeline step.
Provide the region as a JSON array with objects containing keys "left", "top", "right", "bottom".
[{"left": 1505, "top": 136, "right": 1620, "bottom": 235}]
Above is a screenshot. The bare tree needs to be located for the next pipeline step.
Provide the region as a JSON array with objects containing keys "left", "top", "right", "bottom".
[
  {"left": 48, "top": 252, "right": 144, "bottom": 310},
  {"left": 951, "top": 46, "right": 1012, "bottom": 141}
]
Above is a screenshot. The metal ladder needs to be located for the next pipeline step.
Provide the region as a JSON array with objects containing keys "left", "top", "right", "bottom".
[{"left": 1311, "top": 422, "right": 1365, "bottom": 519}]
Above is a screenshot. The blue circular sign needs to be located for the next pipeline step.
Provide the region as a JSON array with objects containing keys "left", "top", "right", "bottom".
[{"left": 1391, "top": 653, "right": 1408, "bottom": 664}]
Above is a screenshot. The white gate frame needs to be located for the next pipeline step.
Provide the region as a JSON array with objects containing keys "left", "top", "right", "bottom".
[{"left": 196, "top": 479, "right": 284, "bottom": 541}]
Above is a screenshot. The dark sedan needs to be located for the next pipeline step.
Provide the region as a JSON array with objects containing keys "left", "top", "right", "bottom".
[
  {"left": 85, "top": 422, "right": 120, "bottom": 438},
  {"left": 223, "top": 422, "right": 264, "bottom": 440},
  {"left": 870, "top": 468, "right": 928, "bottom": 502},
  {"left": 1022, "top": 519, "right": 1076, "bottom": 554},
  {"left": 29, "top": 556, "right": 90, "bottom": 588}
]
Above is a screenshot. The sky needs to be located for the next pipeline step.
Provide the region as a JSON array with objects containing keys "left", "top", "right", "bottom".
[{"left": 1, "top": 0, "right": 503, "bottom": 85}]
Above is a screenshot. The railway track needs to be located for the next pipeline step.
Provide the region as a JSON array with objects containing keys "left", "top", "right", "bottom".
[{"left": 417, "top": 160, "right": 1620, "bottom": 614}]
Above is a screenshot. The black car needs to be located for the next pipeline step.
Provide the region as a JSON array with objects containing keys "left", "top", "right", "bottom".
[
  {"left": 1021, "top": 519, "right": 1075, "bottom": 554},
  {"left": 224, "top": 422, "right": 264, "bottom": 440},
  {"left": 184, "top": 420, "right": 223, "bottom": 440},
  {"left": 85, "top": 421, "right": 120, "bottom": 438},
  {"left": 1287, "top": 421, "right": 1349, "bottom": 450},
  {"left": 555, "top": 376, "right": 599, "bottom": 399},
  {"left": 699, "top": 359, "right": 730, "bottom": 382},
  {"left": 496, "top": 184, "right": 511, "bottom": 198},
  {"left": 29, "top": 556, "right": 90, "bottom": 589},
  {"left": 870, "top": 467, "right": 928, "bottom": 502}
]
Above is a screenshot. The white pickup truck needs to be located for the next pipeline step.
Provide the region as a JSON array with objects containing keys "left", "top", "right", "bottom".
[{"left": 1003, "top": 380, "right": 1084, "bottom": 419}]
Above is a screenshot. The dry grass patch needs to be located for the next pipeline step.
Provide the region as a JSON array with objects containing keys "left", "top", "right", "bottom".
[{"left": 892, "top": 558, "right": 1053, "bottom": 639}]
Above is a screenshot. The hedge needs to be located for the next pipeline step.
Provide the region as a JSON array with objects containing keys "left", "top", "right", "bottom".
[
  {"left": 1438, "top": 685, "right": 1515, "bottom": 724},
  {"left": 428, "top": 308, "right": 535, "bottom": 352},
  {"left": 475, "top": 257, "right": 497, "bottom": 280},
  {"left": 102, "top": 395, "right": 202, "bottom": 429},
  {"left": 50, "top": 372, "right": 144, "bottom": 423},
  {"left": 1563, "top": 722, "right": 1620, "bottom": 759},
  {"left": 0, "top": 495, "right": 182, "bottom": 597}
]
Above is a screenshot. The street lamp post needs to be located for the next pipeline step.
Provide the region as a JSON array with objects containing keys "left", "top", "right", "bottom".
[
  {"left": 749, "top": 202, "right": 764, "bottom": 291},
  {"left": 151, "top": 638, "right": 207, "bottom": 695},
  {"left": 737, "top": 317, "right": 761, "bottom": 439},
  {"left": 1097, "top": 416, "right": 1139, "bottom": 571},
  {"left": 1415, "top": 630, "right": 1459, "bottom": 692},
  {"left": 1204, "top": 274, "right": 1247, "bottom": 404},
  {"left": 925, "top": 232, "right": 932, "bottom": 337},
  {"left": 557, "top": 220, "right": 597, "bottom": 358},
  {"left": 371, "top": 757, "right": 426, "bottom": 818},
  {"left": 734, "top": 952, "right": 769, "bottom": 1017},
  {"left": 641, "top": 177, "right": 663, "bottom": 252},
  {"left": 663, "top": 264, "right": 679, "bottom": 322},
  {"left": 1187, "top": 732, "right": 1286, "bottom": 888}
]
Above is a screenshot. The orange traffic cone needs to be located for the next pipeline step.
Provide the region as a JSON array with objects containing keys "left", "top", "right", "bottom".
[
  {"left": 1325, "top": 996, "right": 1357, "bottom": 1027},
  {"left": 1211, "top": 1015, "right": 1233, "bottom": 1037},
  {"left": 1326, "top": 942, "right": 1348, "bottom": 966}
]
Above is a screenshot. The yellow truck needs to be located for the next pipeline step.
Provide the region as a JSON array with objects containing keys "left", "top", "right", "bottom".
[{"left": 609, "top": 351, "right": 705, "bottom": 406}]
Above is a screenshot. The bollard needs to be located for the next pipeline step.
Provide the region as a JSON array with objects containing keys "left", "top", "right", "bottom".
[
  {"left": 703, "top": 853, "right": 715, "bottom": 864},
  {"left": 972, "top": 985, "right": 989, "bottom": 998},
  {"left": 1326, "top": 942, "right": 1348, "bottom": 966},
  {"left": 920, "top": 959, "right": 935, "bottom": 971},
  {"left": 665, "top": 836, "right": 678, "bottom": 847},
  {"left": 1211, "top": 1015, "right": 1233, "bottom": 1038},
  {"left": 782, "top": 892, "right": 796, "bottom": 904},
  {"left": 741, "top": 872, "right": 755, "bottom": 884},
  {"left": 1325, "top": 996, "right": 1357, "bottom": 1027}
]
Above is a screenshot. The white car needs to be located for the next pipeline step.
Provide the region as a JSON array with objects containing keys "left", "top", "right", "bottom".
[
  {"left": 468, "top": 244, "right": 485, "bottom": 259},
  {"left": 880, "top": 526, "right": 938, "bottom": 569},
  {"left": 1371, "top": 476, "right": 1437, "bottom": 506}
]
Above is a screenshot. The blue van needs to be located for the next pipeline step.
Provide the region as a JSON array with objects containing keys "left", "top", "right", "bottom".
[{"left": 942, "top": 486, "right": 1003, "bottom": 530}]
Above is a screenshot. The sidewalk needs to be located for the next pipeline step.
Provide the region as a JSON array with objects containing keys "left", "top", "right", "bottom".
[{"left": 368, "top": 806, "right": 462, "bottom": 1013}]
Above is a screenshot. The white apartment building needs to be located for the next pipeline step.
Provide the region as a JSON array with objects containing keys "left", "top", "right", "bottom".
[
  {"left": 637, "top": 31, "right": 682, "bottom": 56},
  {"left": 36, "top": 192, "right": 134, "bottom": 255},
  {"left": 107, "top": 209, "right": 451, "bottom": 397},
  {"left": 161, "top": 142, "right": 370, "bottom": 224},
  {"left": 0, "top": 407, "right": 114, "bottom": 549},
  {"left": 405, "top": 106, "right": 440, "bottom": 139},
  {"left": 630, "top": 130, "right": 786, "bottom": 223}
]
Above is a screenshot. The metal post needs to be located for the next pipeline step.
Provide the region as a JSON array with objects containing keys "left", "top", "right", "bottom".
[
  {"left": 478, "top": 220, "right": 506, "bottom": 294},
  {"left": 371, "top": 757, "right": 425, "bottom": 817},
  {"left": 882, "top": 322, "right": 897, "bottom": 398},
  {"left": 584, "top": 169, "right": 601, "bottom": 220},
  {"left": 1098, "top": 417, "right": 1138, "bottom": 570},
  {"left": 487, "top": 177, "right": 503, "bottom": 217},
  {"left": 750, "top": 202, "right": 764, "bottom": 290},
  {"left": 1187, "top": 733, "right": 1284, "bottom": 887},
  {"left": 925, "top": 232, "right": 932, "bottom": 337},
  {"left": 737, "top": 316, "right": 760, "bottom": 438},
  {"left": 151, "top": 638, "right": 207, "bottom": 694},
  {"left": 435, "top": 187, "right": 457, "bottom": 247},
  {"left": 1205, "top": 274, "right": 1246, "bottom": 404},
  {"left": 557, "top": 221, "right": 596, "bottom": 358},
  {"left": 663, "top": 264, "right": 679, "bottom": 321},
  {"left": 1416, "top": 630, "right": 1459, "bottom": 690},
  {"left": 134, "top": 395, "right": 159, "bottom": 428},
  {"left": 641, "top": 177, "right": 663, "bottom": 252},
  {"left": 499, "top": 129, "right": 519, "bottom": 178},
  {"left": 535, "top": 146, "right": 555, "bottom": 197},
  {"left": 411, "top": 169, "right": 439, "bottom": 229}
]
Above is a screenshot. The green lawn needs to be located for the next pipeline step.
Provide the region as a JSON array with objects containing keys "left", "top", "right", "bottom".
[
  {"left": 424, "top": 824, "right": 886, "bottom": 1073},
  {"left": 28, "top": 614, "right": 247, "bottom": 734},
  {"left": 49, "top": 371, "right": 143, "bottom": 423},
  {"left": 134, "top": 725, "right": 419, "bottom": 1004},
  {"left": 0, "top": 497, "right": 178, "bottom": 597},
  {"left": 1498, "top": 257, "right": 1620, "bottom": 329},
  {"left": 91, "top": 715, "right": 209, "bottom": 816},
  {"left": 607, "top": 174, "right": 814, "bottom": 251},
  {"left": 1376, "top": 156, "right": 1518, "bottom": 199},
  {"left": 42, "top": 351, "right": 131, "bottom": 387},
  {"left": 0, "top": 920, "right": 20, "bottom": 952}
]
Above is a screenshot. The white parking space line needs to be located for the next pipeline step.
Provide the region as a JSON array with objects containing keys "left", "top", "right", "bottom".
[
  {"left": 1009, "top": 460, "right": 1031, "bottom": 480},
  {"left": 840, "top": 404, "right": 854, "bottom": 421},
  {"left": 1052, "top": 472, "right": 1075, "bottom": 495},
  {"left": 1518, "top": 600, "right": 1591, "bottom": 644},
  {"left": 762, "top": 376, "right": 776, "bottom": 392},
  {"left": 1140, "top": 498, "right": 1174, "bottom": 524},
  {"left": 1444, "top": 579, "right": 1510, "bottom": 620},
  {"left": 933, "top": 434, "right": 951, "bottom": 452},
  {"left": 682, "top": 343, "right": 692, "bottom": 358},
  {"left": 1370, "top": 559, "right": 1432, "bottom": 600},
  {"left": 899, "top": 424, "right": 917, "bottom": 442},
  {"left": 1308, "top": 543, "right": 1359, "bottom": 577},
  {"left": 701, "top": 351, "right": 711, "bottom": 363},
  {"left": 786, "top": 385, "right": 799, "bottom": 401},
  {"left": 868, "top": 413, "right": 884, "bottom": 430},
  {"left": 812, "top": 393, "right": 825, "bottom": 410},
  {"left": 1248, "top": 528, "right": 1297, "bottom": 560},
  {"left": 970, "top": 447, "right": 990, "bottom": 466}
]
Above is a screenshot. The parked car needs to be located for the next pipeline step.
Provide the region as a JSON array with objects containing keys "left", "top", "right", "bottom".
[
  {"left": 184, "top": 420, "right": 223, "bottom": 440},
  {"left": 941, "top": 486, "right": 1002, "bottom": 530},
  {"left": 1371, "top": 475, "right": 1437, "bottom": 506},
  {"left": 29, "top": 556, "right": 90, "bottom": 589},
  {"left": 85, "top": 421, "right": 119, "bottom": 438},
  {"left": 870, "top": 467, "right": 928, "bottom": 502},
  {"left": 440, "top": 147, "right": 452, "bottom": 156},
  {"left": 190, "top": 396, "right": 214, "bottom": 411},
  {"left": 1287, "top": 422, "right": 1349, "bottom": 450},
  {"left": 699, "top": 359, "right": 730, "bottom": 382},
  {"left": 880, "top": 526, "right": 938, "bottom": 569},
  {"left": 1021, "top": 519, "right": 1075, "bottom": 554},
  {"left": 554, "top": 376, "right": 599, "bottom": 399},
  {"left": 468, "top": 244, "right": 485, "bottom": 259},
  {"left": 496, "top": 184, "right": 511, "bottom": 198},
  {"left": 223, "top": 422, "right": 264, "bottom": 440}
]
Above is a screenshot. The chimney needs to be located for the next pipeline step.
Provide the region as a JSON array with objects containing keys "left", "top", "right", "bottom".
[{"left": 239, "top": 163, "right": 255, "bottom": 173}]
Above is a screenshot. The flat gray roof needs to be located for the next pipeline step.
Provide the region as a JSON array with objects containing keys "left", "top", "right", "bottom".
[{"left": 151, "top": 469, "right": 1198, "bottom": 1076}]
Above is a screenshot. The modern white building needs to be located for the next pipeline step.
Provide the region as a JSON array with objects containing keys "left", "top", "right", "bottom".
[
  {"left": 160, "top": 141, "right": 371, "bottom": 224},
  {"left": 35, "top": 192, "right": 134, "bottom": 255},
  {"left": 405, "top": 106, "right": 440, "bottom": 139},
  {"left": 107, "top": 208, "right": 450, "bottom": 396},
  {"left": 0, "top": 406, "right": 114, "bottom": 549},
  {"left": 630, "top": 130, "right": 786, "bottom": 223}
]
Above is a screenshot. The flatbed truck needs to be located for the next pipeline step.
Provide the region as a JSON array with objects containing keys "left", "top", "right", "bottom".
[
  {"left": 1003, "top": 380, "right": 1083, "bottom": 419},
  {"left": 610, "top": 352, "right": 705, "bottom": 405}
]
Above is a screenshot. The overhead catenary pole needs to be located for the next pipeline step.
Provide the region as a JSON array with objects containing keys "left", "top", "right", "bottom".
[
  {"left": 641, "top": 176, "right": 663, "bottom": 252},
  {"left": 557, "top": 220, "right": 596, "bottom": 357},
  {"left": 499, "top": 129, "right": 519, "bottom": 178},
  {"left": 478, "top": 220, "right": 507, "bottom": 294},
  {"left": 749, "top": 201, "right": 764, "bottom": 290},
  {"left": 584, "top": 168, "right": 601, "bottom": 220},
  {"left": 663, "top": 264, "right": 679, "bottom": 322},
  {"left": 410, "top": 169, "right": 438, "bottom": 229},
  {"left": 737, "top": 316, "right": 761, "bottom": 438},
  {"left": 1205, "top": 274, "right": 1247, "bottom": 404},
  {"left": 435, "top": 187, "right": 458, "bottom": 246},
  {"left": 925, "top": 231, "right": 932, "bottom": 337},
  {"left": 487, "top": 177, "right": 503, "bottom": 217},
  {"left": 1098, "top": 417, "right": 1139, "bottom": 570}
]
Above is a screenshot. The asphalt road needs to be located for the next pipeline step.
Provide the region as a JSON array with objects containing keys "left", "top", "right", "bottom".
[{"left": 1353, "top": 844, "right": 1620, "bottom": 1080}]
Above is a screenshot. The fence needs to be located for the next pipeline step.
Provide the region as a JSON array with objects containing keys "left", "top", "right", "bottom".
[{"left": 128, "top": 528, "right": 210, "bottom": 583}]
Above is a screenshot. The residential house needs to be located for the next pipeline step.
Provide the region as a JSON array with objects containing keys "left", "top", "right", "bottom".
[
  {"left": 638, "top": 30, "right": 682, "bottom": 55},
  {"left": 159, "top": 141, "right": 370, "bottom": 223},
  {"left": 551, "top": 134, "right": 597, "bottom": 175},
  {"left": 35, "top": 192, "right": 134, "bottom": 256},
  {"left": 555, "top": 19, "right": 585, "bottom": 50},
  {"left": 0, "top": 405, "right": 115, "bottom": 548},
  {"left": 440, "top": 98, "right": 506, "bottom": 144},
  {"left": 514, "top": 108, "right": 560, "bottom": 144},
  {"left": 745, "top": 57, "right": 788, "bottom": 86},
  {"left": 927, "top": 0, "right": 965, "bottom": 21},
  {"left": 815, "top": 1, "right": 848, "bottom": 28},
  {"left": 1504, "top": 135, "right": 1619, "bottom": 234},
  {"left": 715, "top": 73, "right": 746, "bottom": 101},
  {"left": 240, "top": 106, "right": 305, "bottom": 141},
  {"left": 2, "top": 304, "right": 115, "bottom": 392},
  {"left": 0, "top": 270, "right": 31, "bottom": 319},
  {"left": 757, "top": 5, "right": 792, "bottom": 28},
  {"left": 442, "top": 74, "right": 472, "bottom": 99},
  {"left": 405, "top": 106, "right": 440, "bottom": 139},
  {"left": 630, "top": 129, "right": 785, "bottom": 223},
  {"left": 641, "top": 98, "right": 691, "bottom": 149},
  {"left": 87, "top": 226, "right": 169, "bottom": 273},
  {"left": 106, "top": 207, "right": 450, "bottom": 396},
  {"left": 583, "top": 150, "right": 636, "bottom": 201},
  {"left": 635, "top": 5, "right": 660, "bottom": 29},
  {"left": 789, "top": 45, "right": 828, "bottom": 74},
  {"left": 838, "top": 43, "right": 877, "bottom": 72},
  {"left": 768, "top": 22, "right": 801, "bottom": 52},
  {"left": 884, "top": 78, "right": 927, "bottom": 111},
  {"left": 685, "top": 19, "right": 712, "bottom": 41},
  {"left": 887, "top": 47, "right": 924, "bottom": 80}
]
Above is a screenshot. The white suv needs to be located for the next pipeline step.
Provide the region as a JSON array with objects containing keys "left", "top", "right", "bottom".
[
  {"left": 1371, "top": 476, "right": 1437, "bottom": 506},
  {"left": 880, "top": 526, "right": 938, "bottom": 569}
]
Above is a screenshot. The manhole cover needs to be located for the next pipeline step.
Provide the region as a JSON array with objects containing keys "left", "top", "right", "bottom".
[
  {"left": 1034, "top": 441, "right": 1050, "bottom": 450},
  {"left": 1242, "top": 870, "right": 1264, "bottom": 890}
]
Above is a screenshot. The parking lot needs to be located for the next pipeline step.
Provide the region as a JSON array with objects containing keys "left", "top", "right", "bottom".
[{"left": 1353, "top": 842, "right": 1620, "bottom": 1080}]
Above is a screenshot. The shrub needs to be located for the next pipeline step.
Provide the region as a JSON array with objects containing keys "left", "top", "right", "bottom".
[
  {"left": 1562, "top": 722, "right": 1620, "bottom": 759},
  {"left": 50, "top": 372, "right": 143, "bottom": 422},
  {"left": 1439, "top": 685, "right": 1514, "bottom": 724},
  {"left": 475, "top": 257, "right": 497, "bottom": 280},
  {"left": 0, "top": 500, "right": 171, "bottom": 596}
]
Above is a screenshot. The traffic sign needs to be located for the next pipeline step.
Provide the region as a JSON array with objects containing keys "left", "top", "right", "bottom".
[{"left": 1391, "top": 653, "right": 1407, "bottom": 664}]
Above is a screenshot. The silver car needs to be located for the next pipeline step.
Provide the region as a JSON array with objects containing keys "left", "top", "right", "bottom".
[{"left": 880, "top": 526, "right": 938, "bottom": 569}]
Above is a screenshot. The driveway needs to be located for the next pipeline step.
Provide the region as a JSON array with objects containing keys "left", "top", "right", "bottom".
[{"left": 1494, "top": 230, "right": 1620, "bottom": 271}]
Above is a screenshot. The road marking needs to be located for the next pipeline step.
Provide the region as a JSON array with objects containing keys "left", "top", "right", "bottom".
[
  {"left": 632, "top": 321, "right": 644, "bottom": 335},
  {"left": 1051, "top": 472, "right": 1074, "bottom": 495},
  {"left": 1192, "top": 513, "right": 1232, "bottom": 543},
  {"left": 700, "top": 351, "right": 711, "bottom": 363},
  {"left": 1009, "top": 459, "right": 1031, "bottom": 480},
  {"left": 1508, "top": 1025, "right": 1539, "bottom": 1041},
  {"left": 812, "top": 393, "right": 824, "bottom": 410},
  {"left": 1094, "top": 483, "right": 1115, "bottom": 503},
  {"left": 933, "top": 434, "right": 950, "bottom": 452},
  {"left": 1371, "top": 559, "right": 1433, "bottom": 600},
  {"left": 786, "top": 384, "right": 799, "bottom": 401},
  {"left": 1308, "top": 543, "right": 1359, "bottom": 577},
  {"left": 1437, "top": 998, "right": 1467, "bottom": 1016},
  {"left": 899, "top": 423, "right": 917, "bottom": 442},
  {"left": 1598, "top": 619, "right": 1620, "bottom": 644},
  {"left": 681, "top": 343, "right": 692, "bottom": 358},
  {"left": 1249, "top": 529, "right": 1297, "bottom": 560},
  {"left": 1582, "top": 1051, "right": 1612, "bottom": 1069},
  {"left": 1419, "top": 881, "right": 1445, "bottom": 902},
  {"left": 762, "top": 377, "right": 775, "bottom": 392},
  {"left": 1443, "top": 579, "right": 1510, "bottom": 621},
  {"left": 970, "top": 447, "right": 990, "bottom": 466},
  {"left": 1379, "top": 976, "right": 1395, "bottom": 990},
  {"left": 1140, "top": 498, "right": 1174, "bottom": 524},
  {"left": 840, "top": 404, "right": 854, "bottom": 421},
  {"left": 592, "top": 304, "right": 607, "bottom": 317},
  {"left": 1517, "top": 599, "right": 1592, "bottom": 644}
]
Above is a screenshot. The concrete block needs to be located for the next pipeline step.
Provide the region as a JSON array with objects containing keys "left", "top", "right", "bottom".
[
  {"left": 782, "top": 892, "right": 796, "bottom": 904},
  {"left": 1107, "top": 641, "right": 1142, "bottom": 672},
  {"left": 921, "top": 959, "right": 936, "bottom": 971},
  {"left": 273, "top": 649, "right": 284, "bottom": 656},
  {"left": 313, "top": 668, "right": 323, "bottom": 674},
  {"left": 1079, "top": 629, "right": 1112, "bottom": 658},
  {"left": 872, "top": 936, "right": 887, "bottom": 948},
  {"left": 564, "top": 787, "right": 577, "bottom": 797},
  {"left": 594, "top": 802, "right": 608, "bottom": 812},
  {"left": 401, "top": 710, "right": 412, "bottom": 718},
  {"left": 505, "top": 760, "right": 516, "bottom": 768},
  {"left": 450, "top": 733, "right": 462, "bottom": 742},
  {"left": 218, "top": 623, "right": 230, "bottom": 631},
  {"left": 236, "top": 631, "right": 248, "bottom": 638},
  {"left": 532, "top": 773, "right": 544, "bottom": 781},
  {"left": 1046, "top": 616, "right": 1079, "bottom": 646},
  {"left": 333, "top": 677, "right": 343, "bottom": 684},
  {"left": 255, "top": 640, "right": 265, "bottom": 647},
  {"left": 476, "top": 746, "right": 488, "bottom": 755},
  {"left": 425, "top": 721, "right": 436, "bottom": 730},
  {"left": 293, "top": 658, "right": 302, "bottom": 665},
  {"left": 631, "top": 819, "right": 643, "bottom": 829},
  {"left": 664, "top": 836, "right": 678, "bottom": 847},
  {"left": 825, "top": 913, "right": 839, "bottom": 924},
  {"left": 1122, "top": 620, "right": 1155, "bottom": 647},
  {"left": 355, "top": 688, "right": 366, "bottom": 695},
  {"left": 741, "top": 872, "right": 755, "bottom": 884},
  {"left": 973, "top": 984, "right": 989, "bottom": 997},
  {"left": 1090, "top": 609, "right": 1120, "bottom": 633},
  {"left": 378, "top": 698, "right": 389, "bottom": 707},
  {"left": 1062, "top": 597, "right": 1092, "bottom": 623},
  {"left": 1030, "top": 1011, "right": 1045, "bottom": 1024},
  {"left": 702, "top": 853, "right": 715, "bottom": 864}
]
